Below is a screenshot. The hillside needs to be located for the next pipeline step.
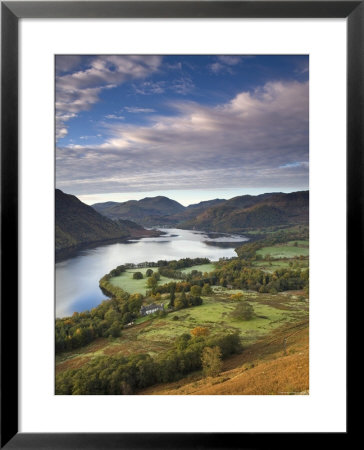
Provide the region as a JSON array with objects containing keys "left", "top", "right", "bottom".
[
  {"left": 56, "top": 189, "right": 157, "bottom": 253},
  {"left": 180, "top": 191, "right": 309, "bottom": 232},
  {"left": 140, "top": 320, "right": 309, "bottom": 395},
  {"left": 168, "top": 199, "right": 226, "bottom": 223},
  {"left": 92, "top": 195, "right": 185, "bottom": 226}
]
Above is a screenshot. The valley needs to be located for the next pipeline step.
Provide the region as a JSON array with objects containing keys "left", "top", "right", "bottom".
[
  {"left": 53, "top": 55, "right": 310, "bottom": 400},
  {"left": 55, "top": 191, "right": 309, "bottom": 395}
]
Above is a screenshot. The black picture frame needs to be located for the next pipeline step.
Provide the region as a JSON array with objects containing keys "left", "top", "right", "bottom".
[{"left": 1, "top": 1, "right": 356, "bottom": 448}]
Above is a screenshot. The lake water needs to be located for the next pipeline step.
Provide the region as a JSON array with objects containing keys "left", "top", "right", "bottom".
[{"left": 55, "top": 228, "right": 248, "bottom": 318}]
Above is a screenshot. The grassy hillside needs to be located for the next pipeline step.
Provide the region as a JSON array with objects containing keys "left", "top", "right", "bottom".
[
  {"left": 56, "top": 189, "right": 157, "bottom": 252},
  {"left": 141, "top": 319, "right": 309, "bottom": 395}
]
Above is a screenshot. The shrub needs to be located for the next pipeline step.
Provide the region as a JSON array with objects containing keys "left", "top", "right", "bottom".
[
  {"left": 201, "top": 346, "right": 222, "bottom": 377},
  {"left": 230, "top": 302, "right": 254, "bottom": 321},
  {"left": 191, "top": 326, "right": 209, "bottom": 337}
]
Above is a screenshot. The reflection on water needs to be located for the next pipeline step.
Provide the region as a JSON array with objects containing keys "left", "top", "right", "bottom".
[{"left": 56, "top": 228, "right": 247, "bottom": 318}]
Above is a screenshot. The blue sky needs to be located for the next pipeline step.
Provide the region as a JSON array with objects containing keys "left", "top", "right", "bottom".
[{"left": 56, "top": 55, "right": 309, "bottom": 205}]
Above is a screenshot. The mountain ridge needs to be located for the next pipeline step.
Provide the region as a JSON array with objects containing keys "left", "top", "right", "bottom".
[
  {"left": 55, "top": 189, "right": 158, "bottom": 255},
  {"left": 92, "top": 191, "right": 309, "bottom": 231}
]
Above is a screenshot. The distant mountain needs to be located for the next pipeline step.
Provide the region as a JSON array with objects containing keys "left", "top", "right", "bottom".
[
  {"left": 91, "top": 191, "right": 308, "bottom": 231},
  {"left": 90, "top": 201, "right": 119, "bottom": 214},
  {"left": 92, "top": 195, "right": 185, "bottom": 226},
  {"left": 56, "top": 189, "right": 157, "bottom": 254},
  {"left": 168, "top": 199, "right": 226, "bottom": 223},
  {"left": 179, "top": 191, "right": 309, "bottom": 232}
]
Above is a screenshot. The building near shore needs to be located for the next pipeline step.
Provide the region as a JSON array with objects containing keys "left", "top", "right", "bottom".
[{"left": 140, "top": 303, "right": 164, "bottom": 316}]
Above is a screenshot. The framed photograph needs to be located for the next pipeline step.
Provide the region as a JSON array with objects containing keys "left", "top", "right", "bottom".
[{"left": 1, "top": 1, "right": 356, "bottom": 447}]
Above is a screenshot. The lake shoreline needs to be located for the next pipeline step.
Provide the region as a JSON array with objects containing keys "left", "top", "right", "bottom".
[
  {"left": 55, "top": 229, "right": 163, "bottom": 263},
  {"left": 56, "top": 228, "right": 246, "bottom": 317}
]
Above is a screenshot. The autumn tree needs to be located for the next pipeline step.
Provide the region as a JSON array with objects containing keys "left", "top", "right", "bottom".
[
  {"left": 201, "top": 346, "right": 222, "bottom": 377},
  {"left": 230, "top": 292, "right": 244, "bottom": 302},
  {"left": 191, "top": 326, "right": 209, "bottom": 337}
]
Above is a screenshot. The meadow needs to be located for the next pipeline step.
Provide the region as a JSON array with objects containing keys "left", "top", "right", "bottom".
[
  {"left": 109, "top": 263, "right": 216, "bottom": 295},
  {"left": 256, "top": 242, "right": 309, "bottom": 259}
]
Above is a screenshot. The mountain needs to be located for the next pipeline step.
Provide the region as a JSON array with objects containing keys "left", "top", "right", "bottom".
[
  {"left": 90, "top": 201, "right": 119, "bottom": 214},
  {"left": 56, "top": 189, "right": 157, "bottom": 253},
  {"left": 168, "top": 199, "right": 226, "bottom": 223},
  {"left": 92, "top": 196, "right": 185, "bottom": 226},
  {"left": 91, "top": 191, "right": 308, "bottom": 231},
  {"left": 179, "top": 191, "right": 309, "bottom": 232}
]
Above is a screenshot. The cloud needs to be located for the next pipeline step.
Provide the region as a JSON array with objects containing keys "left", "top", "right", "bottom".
[
  {"left": 56, "top": 55, "right": 162, "bottom": 140},
  {"left": 133, "top": 81, "right": 166, "bottom": 95},
  {"left": 123, "top": 107, "right": 156, "bottom": 113},
  {"left": 105, "top": 114, "right": 125, "bottom": 120},
  {"left": 55, "top": 55, "right": 83, "bottom": 74},
  {"left": 56, "top": 80, "right": 309, "bottom": 195},
  {"left": 209, "top": 55, "right": 245, "bottom": 74},
  {"left": 217, "top": 55, "right": 244, "bottom": 65},
  {"left": 171, "top": 76, "right": 194, "bottom": 94},
  {"left": 79, "top": 134, "right": 102, "bottom": 140},
  {"left": 132, "top": 75, "right": 194, "bottom": 96}
]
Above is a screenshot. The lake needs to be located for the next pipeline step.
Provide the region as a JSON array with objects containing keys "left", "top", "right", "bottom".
[{"left": 55, "top": 228, "right": 248, "bottom": 317}]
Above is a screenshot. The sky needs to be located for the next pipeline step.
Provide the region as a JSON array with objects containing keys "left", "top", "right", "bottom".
[{"left": 55, "top": 55, "right": 309, "bottom": 206}]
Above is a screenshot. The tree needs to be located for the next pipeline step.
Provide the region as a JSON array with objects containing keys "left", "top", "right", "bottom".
[
  {"left": 190, "top": 285, "right": 202, "bottom": 296},
  {"left": 146, "top": 269, "right": 154, "bottom": 277},
  {"left": 201, "top": 346, "right": 222, "bottom": 377},
  {"left": 169, "top": 284, "right": 176, "bottom": 307},
  {"left": 104, "top": 308, "right": 119, "bottom": 324},
  {"left": 108, "top": 321, "right": 121, "bottom": 338},
  {"left": 191, "top": 326, "right": 209, "bottom": 337},
  {"left": 201, "top": 283, "right": 212, "bottom": 295},
  {"left": 152, "top": 272, "right": 160, "bottom": 281},
  {"left": 180, "top": 290, "right": 187, "bottom": 306},
  {"left": 230, "top": 292, "right": 244, "bottom": 302},
  {"left": 147, "top": 277, "right": 158, "bottom": 289},
  {"left": 231, "top": 302, "right": 254, "bottom": 321},
  {"left": 133, "top": 272, "right": 143, "bottom": 280}
]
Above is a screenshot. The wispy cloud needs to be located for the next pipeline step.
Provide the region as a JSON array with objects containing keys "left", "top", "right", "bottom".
[
  {"left": 133, "top": 80, "right": 166, "bottom": 95},
  {"left": 105, "top": 114, "right": 125, "bottom": 120},
  {"left": 123, "top": 107, "right": 155, "bottom": 113},
  {"left": 56, "top": 80, "right": 308, "bottom": 195},
  {"left": 209, "top": 55, "right": 245, "bottom": 74},
  {"left": 132, "top": 75, "right": 194, "bottom": 96},
  {"left": 55, "top": 55, "right": 162, "bottom": 140}
]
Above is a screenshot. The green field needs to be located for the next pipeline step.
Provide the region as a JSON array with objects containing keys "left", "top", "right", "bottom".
[
  {"left": 286, "top": 240, "right": 309, "bottom": 247},
  {"left": 252, "top": 259, "right": 309, "bottom": 272},
  {"left": 109, "top": 268, "right": 173, "bottom": 295},
  {"left": 257, "top": 245, "right": 309, "bottom": 259},
  {"left": 180, "top": 263, "right": 216, "bottom": 274},
  {"left": 109, "top": 263, "right": 216, "bottom": 295}
]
